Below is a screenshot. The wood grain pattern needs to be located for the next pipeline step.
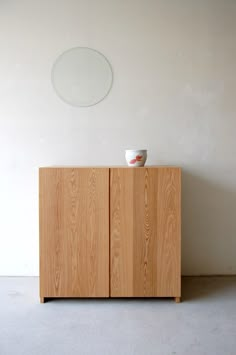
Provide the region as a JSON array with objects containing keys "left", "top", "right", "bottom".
[
  {"left": 109, "top": 169, "right": 134, "bottom": 297},
  {"left": 156, "top": 168, "right": 181, "bottom": 297},
  {"left": 110, "top": 167, "right": 181, "bottom": 297},
  {"left": 39, "top": 168, "right": 109, "bottom": 298}
]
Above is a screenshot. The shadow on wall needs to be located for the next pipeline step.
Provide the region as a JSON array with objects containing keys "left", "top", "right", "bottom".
[
  {"left": 181, "top": 170, "right": 236, "bottom": 275},
  {"left": 182, "top": 276, "right": 236, "bottom": 302}
]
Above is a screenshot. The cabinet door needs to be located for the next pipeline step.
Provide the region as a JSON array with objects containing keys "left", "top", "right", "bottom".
[
  {"left": 40, "top": 168, "right": 109, "bottom": 298},
  {"left": 110, "top": 167, "right": 181, "bottom": 297}
]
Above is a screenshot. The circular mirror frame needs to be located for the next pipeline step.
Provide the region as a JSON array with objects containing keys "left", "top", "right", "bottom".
[{"left": 51, "top": 47, "right": 113, "bottom": 107}]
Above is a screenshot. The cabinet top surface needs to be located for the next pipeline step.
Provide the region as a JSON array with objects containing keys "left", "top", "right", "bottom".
[{"left": 39, "top": 165, "right": 181, "bottom": 169}]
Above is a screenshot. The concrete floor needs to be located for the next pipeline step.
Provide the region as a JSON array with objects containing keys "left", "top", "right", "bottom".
[{"left": 0, "top": 277, "right": 236, "bottom": 355}]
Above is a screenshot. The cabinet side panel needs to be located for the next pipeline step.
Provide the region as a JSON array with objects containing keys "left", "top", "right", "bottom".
[
  {"left": 156, "top": 168, "right": 181, "bottom": 297},
  {"left": 110, "top": 169, "right": 134, "bottom": 297},
  {"left": 39, "top": 168, "right": 109, "bottom": 298}
]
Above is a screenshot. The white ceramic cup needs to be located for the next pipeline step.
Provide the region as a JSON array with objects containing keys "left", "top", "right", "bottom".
[{"left": 125, "top": 149, "right": 147, "bottom": 167}]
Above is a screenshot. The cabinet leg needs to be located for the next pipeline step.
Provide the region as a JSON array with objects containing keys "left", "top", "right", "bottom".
[
  {"left": 175, "top": 297, "right": 181, "bottom": 303},
  {"left": 40, "top": 297, "right": 45, "bottom": 303}
]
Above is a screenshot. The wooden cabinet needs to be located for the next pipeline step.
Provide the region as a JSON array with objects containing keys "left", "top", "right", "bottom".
[{"left": 39, "top": 167, "right": 181, "bottom": 303}]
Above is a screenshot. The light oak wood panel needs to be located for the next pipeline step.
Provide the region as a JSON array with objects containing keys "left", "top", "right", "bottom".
[
  {"left": 110, "top": 167, "right": 181, "bottom": 297},
  {"left": 155, "top": 168, "right": 181, "bottom": 297},
  {"left": 133, "top": 168, "right": 158, "bottom": 296},
  {"left": 39, "top": 168, "right": 109, "bottom": 298},
  {"left": 109, "top": 169, "right": 134, "bottom": 297}
]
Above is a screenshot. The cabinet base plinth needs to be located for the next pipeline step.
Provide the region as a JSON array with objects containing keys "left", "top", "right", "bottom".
[
  {"left": 40, "top": 297, "right": 45, "bottom": 303},
  {"left": 175, "top": 297, "right": 181, "bottom": 303}
]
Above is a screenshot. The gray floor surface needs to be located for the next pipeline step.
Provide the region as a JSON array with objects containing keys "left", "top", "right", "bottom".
[{"left": 0, "top": 276, "right": 236, "bottom": 355}]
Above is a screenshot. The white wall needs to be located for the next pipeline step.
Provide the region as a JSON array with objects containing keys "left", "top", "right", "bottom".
[{"left": 0, "top": 0, "right": 236, "bottom": 275}]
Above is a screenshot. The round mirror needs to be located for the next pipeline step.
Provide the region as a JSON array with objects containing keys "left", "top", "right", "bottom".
[{"left": 52, "top": 47, "right": 113, "bottom": 107}]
